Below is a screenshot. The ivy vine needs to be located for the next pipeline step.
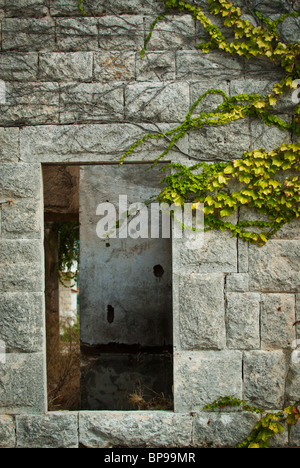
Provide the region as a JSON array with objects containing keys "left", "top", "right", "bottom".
[
  {"left": 57, "top": 222, "right": 80, "bottom": 288},
  {"left": 118, "top": 0, "right": 300, "bottom": 245},
  {"left": 203, "top": 395, "right": 300, "bottom": 448}
]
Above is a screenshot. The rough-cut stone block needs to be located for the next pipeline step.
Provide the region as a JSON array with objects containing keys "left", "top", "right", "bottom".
[
  {"left": 190, "top": 81, "right": 229, "bottom": 115},
  {"left": 105, "top": 0, "right": 165, "bottom": 15},
  {"left": 243, "top": 350, "right": 286, "bottom": 409},
  {"left": 4, "top": 0, "right": 49, "bottom": 17},
  {"left": 0, "top": 199, "right": 42, "bottom": 239},
  {"left": 125, "top": 81, "right": 190, "bottom": 122},
  {"left": 60, "top": 82, "right": 124, "bottom": 123},
  {"left": 237, "top": 237, "right": 249, "bottom": 273},
  {"left": 50, "top": 0, "right": 105, "bottom": 16},
  {"left": 226, "top": 292, "right": 260, "bottom": 350},
  {"left": 176, "top": 50, "right": 243, "bottom": 80},
  {"left": 249, "top": 119, "right": 292, "bottom": 153},
  {"left": 98, "top": 15, "right": 144, "bottom": 51},
  {"left": 145, "top": 15, "right": 196, "bottom": 50},
  {"left": 0, "top": 238, "right": 42, "bottom": 264},
  {"left": 286, "top": 350, "right": 300, "bottom": 405},
  {"left": 279, "top": 16, "right": 300, "bottom": 44},
  {"left": 248, "top": 241, "right": 300, "bottom": 293},
  {"left": 174, "top": 351, "right": 243, "bottom": 412},
  {"left": 234, "top": 0, "right": 299, "bottom": 13},
  {"left": 261, "top": 294, "right": 296, "bottom": 349},
  {"left": 39, "top": 52, "right": 93, "bottom": 82},
  {"left": 0, "top": 82, "right": 59, "bottom": 125},
  {"left": 94, "top": 51, "right": 136, "bottom": 81},
  {"left": 56, "top": 18, "right": 99, "bottom": 51},
  {"left": 226, "top": 273, "right": 249, "bottom": 292},
  {"left": 296, "top": 294, "right": 300, "bottom": 342},
  {"left": 0, "top": 53, "right": 38, "bottom": 81},
  {"left": 230, "top": 79, "right": 295, "bottom": 115},
  {"left": 290, "top": 421, "right": 300, "bottom": 448},
  {"left": 175, "top": 230, "right": 237, "bottom": 273},
  {"left": 244, "top": 56, "right": 284, "bottom": 80},
  {"left": 0, "top": 128, "right": 19, "bottom": 162},
  {"left": 0, "top": 263, "right": 43, "bottom": 293},
  {"left": 51, "top": 0, "right": 163, "bottom": 16},
  {"left": 193, "top": 412, "right": 260, "bottom": 448},
  {"left": 79, "top": 411, "right": 192, "bottom": 448},
  {"left": 20, "top": 123, "right": 188, "bottom": 163},
  {"left": 0, "top": 163, "right": 41, "bottom": 200},
  {"left": 178, "top": 273, "right": 226, "bottom": 350},
  {"left": 189, "top": 119, "right": 251, "bottom": 160},
  {"left": 0, "top": 292, "right": 44, "bottom": 353},
  {"left": 136, "top": 51, "right": 176, "bottom": 81},
  {"left": 2, "top": 18, "right": 55, "bottom": 51},
  {"left": 0, "top": 353, "right": 46, "bottom": 414},
  {"left": 16, "top": 413, "right": 78, "bottom": 448},
  {"left": 0, "top": 416, "right": 15, "bottom": 448}
]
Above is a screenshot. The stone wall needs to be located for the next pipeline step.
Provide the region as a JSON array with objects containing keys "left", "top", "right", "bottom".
[{"left": 0, "top": 0, "right": 299, "bottom": 448}]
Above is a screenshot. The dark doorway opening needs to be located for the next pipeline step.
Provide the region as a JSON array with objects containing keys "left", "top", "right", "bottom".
[{"left": 43, "top": 163, "right": 173, "bottom": 412}]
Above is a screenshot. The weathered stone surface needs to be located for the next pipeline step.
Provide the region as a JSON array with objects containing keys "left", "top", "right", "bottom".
[
  {"left": 136, "top": 51, "right": 176, "bottom": 81},
  {"left": 190, "top": 81, "right": 229, "bottom": 115},
  {"left": 0, "top": 292, "right": 44, "bottom": 352},
  {"left": 175, "top": 230, "right": 237, "bottom": 273},
  {"left": 0, "top": 128, "right": 19, "bottom": 162},
  {"left": 243, "top": 350, "right": 286, "bottom": 409},
  {"left": 125, "top": 81, "right": 190, "bottom": 122},
  {"left": 60, "top": 82, "right": 124, "bottom": 123},
  {"left": 0, "top": 263, "right": 43, "bottom": 293},
  {"left": 16, "top": 413, "right": 78, "bottom": 448},
  {"left": 248, "top": 240, "right": 300, "bottom": 293},
  {"left": 0, "top": 53, "right": 38, "bottom": 81},
  {"left": 226, "top": 273, "right": 249, "bottom": 292},
  {"left": 39, "top": 52, "right": 93, "bottom": 82},
  {"left": 4, "top": 0, "right": 49, "bottom": 17},
  {"left": 56, "top": 18, "right": 98, "bottom": 51},
  {"left": 230, "top": 79, "right": 295, "bottom": 114},
  {"left": 237, "top": 237, "right": 249, "bottom": 273},
  {"left": 261, "top": 294, "right": 296, "bottom": 349},
  {"left": 0, "top": 199, "right": 43, "bottom": 239},
  {"left": 79, "top": 411, "right": 192, "bottom": 448},
  {"left": 0, "top": 415, "right": 15, "bottom": 448},
  {"left": 285, "top": 350, "right": 300, "bottom": 405},
  {"left": 279, "top": 15, "right": 300, "bottom": 44},
  {"left": 94, "top": 51, "right": 136, "bottom": 81},
  {"left": 0, "top": 353, "right": 46, "bottom": 414},
  {"left": 0, "top": 163, "right": 41, "bottom": 200},
  {"left": 176, "top": 50, "right": 244, "bottom": 80},
  {"left": 174, "top": 351, "right": 243, "bottom": 412},
  {"left": 290, "top": 415, "right": 300, "bottom": 447},
  {"left": 98, "top": 15, "right": 144, "bottom": 51},
  {"left": 178, "top": 273, "right": 226, "bottom": 350},
  {"left": 0, "top": 238, "right": 42, "bottom": 264},
  {"left": 249, "top": 119, "right": 292, "bottom": 153},
  {"left": 50, "top": 0, "right": 105, "bottom": 16},
  {"left": 226, "top": 293, "right": 260, "bottom": 350},
  {"left": 51, "top": 0, "right": 163, "bottom": 16},
  {"left": 20, "top": 123, "right": 188, "bottom": 163},
  {"left": 145, "top": 15, "right": 196, "bottom": 50},
  {"left": 2, "top": 18, "right": 55, "bottom": 51},
  {"left": 234, "top": 0, "right": 299, "bottom": 13},
  {"left": 189, "top": 119, "right": 251, "bottom": 160},
  {"left": 244, "top": 56, "right": 285, "bottom": 80},
  {"left": 193, "top": 412, "right": 260, "bottom": 448},
  {"left": 0, "top": 82, "right": 59, "bottom": 125}
]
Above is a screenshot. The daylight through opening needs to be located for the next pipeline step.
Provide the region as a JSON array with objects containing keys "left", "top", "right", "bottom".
[{"left": 43, "top": 163, "right": 173, "bottom": 411}]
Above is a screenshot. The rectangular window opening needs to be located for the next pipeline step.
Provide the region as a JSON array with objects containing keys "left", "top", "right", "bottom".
[{"left": 43, "top": 163, "right": 173, "bottom": 412}]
